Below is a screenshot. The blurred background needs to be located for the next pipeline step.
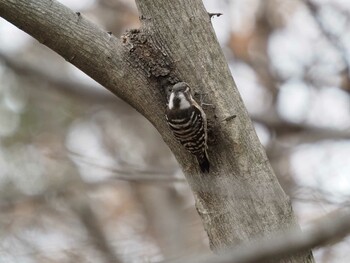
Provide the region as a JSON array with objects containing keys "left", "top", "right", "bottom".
[{"left": 0, "top": 0, "right": 349, "bottom": 262}]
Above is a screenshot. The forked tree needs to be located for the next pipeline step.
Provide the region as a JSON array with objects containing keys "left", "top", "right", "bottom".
[{"left": 0, "top": 0, "right": 315, "bottom": 262}]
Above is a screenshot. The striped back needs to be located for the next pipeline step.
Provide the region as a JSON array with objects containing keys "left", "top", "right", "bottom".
[{"left": 166, "top": 106, "right": 206, "bottom": 156}]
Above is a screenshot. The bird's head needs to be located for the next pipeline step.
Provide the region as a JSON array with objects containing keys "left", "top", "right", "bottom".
[{"left": 168, "top": 82, "right": 192, "bottom": 110}]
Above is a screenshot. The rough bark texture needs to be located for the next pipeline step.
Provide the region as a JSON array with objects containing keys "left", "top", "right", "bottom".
[{"left": 0, "top": 0, "right": 314, "bottom": 262}]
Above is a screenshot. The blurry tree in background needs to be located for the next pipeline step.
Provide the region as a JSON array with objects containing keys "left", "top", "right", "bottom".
[{"left": 0, "top": 0, "right": 349, "bottom": 262}]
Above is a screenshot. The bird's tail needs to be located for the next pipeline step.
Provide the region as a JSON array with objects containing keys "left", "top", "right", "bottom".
[{"left": 197, "top": 151, "right": 210, "bottom": 173}]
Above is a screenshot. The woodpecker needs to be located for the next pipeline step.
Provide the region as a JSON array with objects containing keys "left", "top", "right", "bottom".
[{"left": 166, "top": 82, "right": 210, "bottom": 173}]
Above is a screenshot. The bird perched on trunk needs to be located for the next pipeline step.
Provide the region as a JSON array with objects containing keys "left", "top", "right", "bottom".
[{"left": 166, "top": 82, "right": 210, "bottom": 173}]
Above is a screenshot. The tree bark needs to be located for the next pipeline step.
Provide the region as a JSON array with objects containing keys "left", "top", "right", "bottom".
[{"left": 0, "top": 0, "right": 314, "bottom": 262}]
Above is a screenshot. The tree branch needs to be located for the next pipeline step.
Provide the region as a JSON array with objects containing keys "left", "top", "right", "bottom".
[
  {"left": 0, "top": 0, "right": 162, "bottom": 118},
  {"left": 0, "top": 52, "right": 114, "bottom": 102},
  {"left": 167, "top": 209, "right": 350, "bottom": 263},
  {"left": 69, "top": 191, "right": 122, "bottom": 263},
  {"left": 303, "top": 0, "right": 350, "bottom": 93},
  {"left": 252, "top": 112, "right": 350, "bottom": 143}
]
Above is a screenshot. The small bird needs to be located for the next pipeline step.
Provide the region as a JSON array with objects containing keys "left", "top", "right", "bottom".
[{"left": 166, "top": 82, "right": 210, "bottom": 173}]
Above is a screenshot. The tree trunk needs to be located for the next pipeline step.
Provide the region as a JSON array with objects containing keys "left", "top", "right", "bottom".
[{"left": 0, "top": 0, "right": 314, "bottom": 262}]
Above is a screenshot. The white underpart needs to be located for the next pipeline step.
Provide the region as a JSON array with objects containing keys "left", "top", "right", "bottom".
[{"left": 168, "top": 93, "right": 191, "bottom": 109}]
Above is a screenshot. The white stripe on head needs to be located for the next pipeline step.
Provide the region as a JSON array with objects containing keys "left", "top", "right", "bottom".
[{"left": 168, "top": 92, "right": 175, "bottom": 109}]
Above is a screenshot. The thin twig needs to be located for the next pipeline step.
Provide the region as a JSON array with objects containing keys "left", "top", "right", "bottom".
[
  {"left": 303, "top": 0, "right": 350, "bottom": 92},
  {"left": 68, "top": 150, "right": 185, "bottom": 183},
  {"left": 208, "top": 12, "right": 223, "bottom": 19}
]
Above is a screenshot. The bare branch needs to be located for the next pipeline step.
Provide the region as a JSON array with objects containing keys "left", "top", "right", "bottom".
[
  {"left": 252, "top": 113, "right": 350, "bottom": 143},
  {"left": 0, "top": 0, "right": 156, "bottom": 117},
  {"left": 69, "top": 193, "right": 122, "bottom": 263},
  {"left": 0, "top": 52, "right": 114, "bottom": 102},
  {"left": 167, "top": 209, "right": 350, "bottom": 263},
  {"left": 303, "top": 0, "right": 350, "bottom": 92},
  {"left": 69, "top": 151, "right": 185, "bottom": 183}
]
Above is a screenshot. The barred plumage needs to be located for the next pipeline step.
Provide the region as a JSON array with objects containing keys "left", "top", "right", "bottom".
[{"left": 166, "top": 82, "right": 210, "bottom": 173}]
